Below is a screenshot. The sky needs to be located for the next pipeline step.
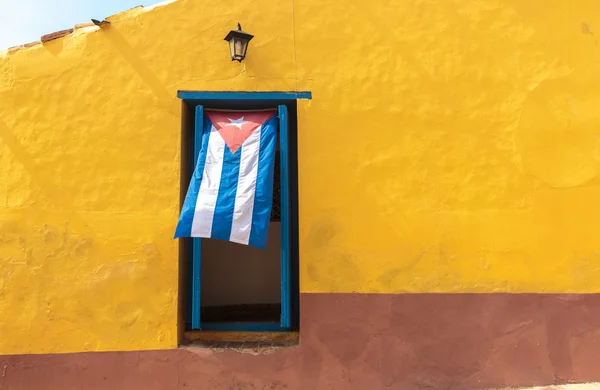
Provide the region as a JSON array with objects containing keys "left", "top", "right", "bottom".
[{"left": 0, "top": 0, "right": 162, "bottom": 49}]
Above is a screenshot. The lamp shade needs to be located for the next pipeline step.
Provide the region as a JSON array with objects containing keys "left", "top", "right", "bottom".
[{"left": 224, "top": 24, "right": 254, "bottom": 62}]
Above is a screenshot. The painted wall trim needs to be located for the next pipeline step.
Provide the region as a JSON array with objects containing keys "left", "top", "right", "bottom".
[{"left": 177, "top": 91, "right": 312, "bottom": 100}]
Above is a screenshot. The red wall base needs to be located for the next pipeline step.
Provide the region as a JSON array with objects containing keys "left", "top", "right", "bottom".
[{"left": 2, "top": 293, "right": 600, "bottom": 390}]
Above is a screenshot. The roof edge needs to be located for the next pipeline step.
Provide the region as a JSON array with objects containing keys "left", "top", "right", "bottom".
[
  {"left": 2, "top": 0, "right": 180, "bottom": 54},
  {"left": 40, "top": 29, "right": 75, "bottom": 43}
]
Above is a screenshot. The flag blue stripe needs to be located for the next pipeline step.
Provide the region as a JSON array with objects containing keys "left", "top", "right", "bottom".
[
  {"left": 210, "top": 146, "right": 241, "bottom": 241},
  {"left": 174, "top": 116, "right": 213, "bottom": 238},
  {"left": 249, "top": 116, "right": 278, "bottom": 248}
]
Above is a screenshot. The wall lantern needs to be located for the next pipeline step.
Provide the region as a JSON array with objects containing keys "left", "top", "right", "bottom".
[{"left": 224, "top": 23, "right": 254, "bottom": 62}]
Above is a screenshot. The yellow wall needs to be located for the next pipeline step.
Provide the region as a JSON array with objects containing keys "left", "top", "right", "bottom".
[{"left": 1, "top": 0, "right": 600, "bottom": 354}]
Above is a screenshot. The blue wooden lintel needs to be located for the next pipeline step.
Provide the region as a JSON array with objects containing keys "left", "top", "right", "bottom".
[{"left": 177, "top": 91, "right": 312, "bottom": 101}]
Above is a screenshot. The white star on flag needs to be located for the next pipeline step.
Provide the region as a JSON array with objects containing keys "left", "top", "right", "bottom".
[{"left": 224, "top": 117, "right": 250, "bottom": 130}]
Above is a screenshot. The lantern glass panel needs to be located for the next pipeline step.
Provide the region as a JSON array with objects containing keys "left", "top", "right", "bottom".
[
  {"left": 235, "top": 38, "right": 244, "bottom": 58},
  {"left": 229, "top": 39, "right": 236, "bottom": 60}
]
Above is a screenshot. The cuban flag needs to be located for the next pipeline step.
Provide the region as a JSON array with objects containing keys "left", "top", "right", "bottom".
[{"left": 174, "top": 110, "right": 277, "bottom": 249}]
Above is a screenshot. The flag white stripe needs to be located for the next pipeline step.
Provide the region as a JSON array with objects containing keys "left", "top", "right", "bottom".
[
  {"left": 229, "top": 126, "right": 262, "bottom": 245},
  {"left": 191, "top": 126, "right": 224, "bottom": 237}
]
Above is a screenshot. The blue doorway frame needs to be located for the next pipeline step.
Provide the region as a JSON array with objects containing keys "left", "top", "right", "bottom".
[{"left": 178, "top": 91, "right": 311, "bottom": 332}]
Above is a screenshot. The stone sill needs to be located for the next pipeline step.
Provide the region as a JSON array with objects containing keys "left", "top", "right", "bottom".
[{"left": 181, "top": 331, "right": 299, "bottom": 351}]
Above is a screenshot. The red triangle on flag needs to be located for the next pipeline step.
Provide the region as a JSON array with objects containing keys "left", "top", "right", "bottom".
[{"left": 206, "top": 110, "right": 276, "bottom": 154}]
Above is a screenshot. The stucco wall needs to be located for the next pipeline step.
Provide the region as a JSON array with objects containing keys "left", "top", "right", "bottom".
[{"left": 1, "top": 0, "right": 600, "bottom": 356}]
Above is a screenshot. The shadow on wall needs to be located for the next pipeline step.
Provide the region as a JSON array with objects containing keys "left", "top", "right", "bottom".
[{"left": 201, "top": 223, "right": 281, "bottom": 307}]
